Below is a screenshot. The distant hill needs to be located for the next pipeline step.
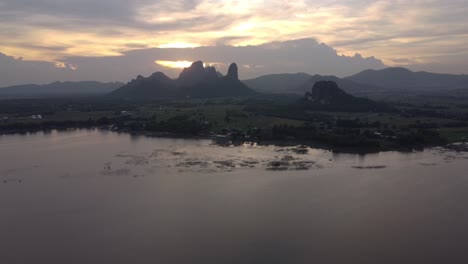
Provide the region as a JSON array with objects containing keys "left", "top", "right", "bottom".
[
  {"left": 244, "top": 67, "right": 468, "bottom": 97},
  {"left": 0, "top": 81, "right": 123, "bottom": 98},
  {"left": 345, "top": 67, "right": 468, "bottom": 91},
  {"left": 109, "top": 72, "right": 179, "bottom": 99},
  {"left": 297, "top": 75, "right": 382, "bottom": 96},
  {"left": 242, "top": 73, "right": 312, "bottom": 94},
  {"left": 302, "top": 81, "right": 392, "bottom": 112},
  {"left": 242, "top": 73, "right": 382, "bottom": 96},
  {"left": 111, "top": 61, "right": 256, "bottom": 100}
]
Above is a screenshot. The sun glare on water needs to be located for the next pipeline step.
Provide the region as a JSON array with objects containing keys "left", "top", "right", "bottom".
[{"left": 155, "top": 60, "right": 194, "bottom": 68}]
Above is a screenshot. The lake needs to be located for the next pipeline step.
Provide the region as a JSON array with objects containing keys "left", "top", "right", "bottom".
[{"left": 1, "top": 129, "right": 468, "bottom": 264}]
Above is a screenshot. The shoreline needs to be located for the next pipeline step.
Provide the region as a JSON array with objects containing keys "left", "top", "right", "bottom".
[{"left": 1, "top": 126, "right": 465, "bottom": 154}]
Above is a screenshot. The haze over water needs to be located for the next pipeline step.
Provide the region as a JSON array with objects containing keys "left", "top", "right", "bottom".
[{"left": 1, "top": 129, "right": 468, "bottom": 263}]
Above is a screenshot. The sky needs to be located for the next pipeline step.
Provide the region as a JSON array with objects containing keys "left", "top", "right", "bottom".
[{"left": 1, "top": 0, "right": 468, "bottom": 86}]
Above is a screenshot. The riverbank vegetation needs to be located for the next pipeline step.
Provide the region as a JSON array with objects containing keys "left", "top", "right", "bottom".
[{"left": 1, "top": 94, "right": 467, "bottom": 153}]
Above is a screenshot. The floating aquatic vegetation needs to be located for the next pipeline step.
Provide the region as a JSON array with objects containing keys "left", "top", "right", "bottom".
[
  {"left": 103, "top": 162, "right": 112, "bottom": 171},
  {"left": 266, "top": 159, "right": 317, "bottom": 171},
  {"left": 126, "top": 156, "right": 149, "bottom": 166},
  {"left": 291, "top": 161, "right": 315, "bottom": 170},
  {"left": 176, "top": 159, "right": 209, "bottom": 168},
  {"left": 213, "top": 160, "right": 237, "bottom": 168},
  {"left": 241, "top": 159, "right": 260, "bottom": 165},
  {"left": 352, "top": 165, "right": 387, "bottom": 169},
  {"left": 290, "top": 145, "right": 309, "bottom": 155},
  {"left": 266, "top": 160, "right": 290, "bottom": 171},
  {"left": 281, "top": 155, "right": 296, "bottom": 161},
  {"left": 101, "top": 168, "right": 131, "bottom": 176},
  {"left": 445, "top": 142, "right": 468, "bottom": 152},
  {"left": 419, "top": 162, "right": 437, "bottom": 166},
  {"left": 115, "top": 154, "right": 149, "bottom": 166},
  {"left": 2, "top": 178, "right": 23, "bottom": 184}
]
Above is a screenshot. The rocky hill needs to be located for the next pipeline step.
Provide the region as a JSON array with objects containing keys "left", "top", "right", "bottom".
[
  {"left": 305, "top": 81, "right": 353, "bottom": 103},
  {"left": 110, "top": 61, "right": 256, "bottom": 100},
  {"left": 303, "top": 81, "right": 392, "bottom": 112}
]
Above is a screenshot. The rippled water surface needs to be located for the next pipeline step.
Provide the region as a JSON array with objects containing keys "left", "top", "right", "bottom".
[{"left": 1, "top": 129, "right": 468, "bottom": 264}]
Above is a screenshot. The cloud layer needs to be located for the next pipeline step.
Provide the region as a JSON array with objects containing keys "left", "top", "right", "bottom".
[
  {"left": 0, "top": 39, "right": 385, "bottom": 86},
  {"left": 1, "top": 0, "right": 467, "bottom": 85}
]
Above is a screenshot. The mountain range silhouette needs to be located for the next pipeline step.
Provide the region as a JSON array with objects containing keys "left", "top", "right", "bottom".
[
  {"left": 2, "top": 65, "right": 468, "bottom": 99},
  {"left": 110, "top": 61, "right": 256, "bottom": 100}
]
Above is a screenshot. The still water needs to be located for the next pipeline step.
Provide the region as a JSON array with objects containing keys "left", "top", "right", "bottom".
[{"left": 1, "top": 129, "right": 468, "bottom": 264}]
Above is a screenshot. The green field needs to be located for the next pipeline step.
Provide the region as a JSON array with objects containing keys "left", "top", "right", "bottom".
[{"left": 1, "top": 95, "right": 467, "bottom": 151}]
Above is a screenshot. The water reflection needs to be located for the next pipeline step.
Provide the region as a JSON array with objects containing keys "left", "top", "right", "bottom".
[{"left": 1, "top": 129, "right": 468, "bottom": 264}]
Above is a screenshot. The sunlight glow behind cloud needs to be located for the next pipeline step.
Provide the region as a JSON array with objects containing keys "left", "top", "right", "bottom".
[
  {"left": 155, "top": 60, "right": 194, "bottom": 68},
  {"left": 0, "top": 0, "right": 467, "bottom": 75},
  {"left": 158, "top": 43, "right": 200, "bottom": 49}
]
